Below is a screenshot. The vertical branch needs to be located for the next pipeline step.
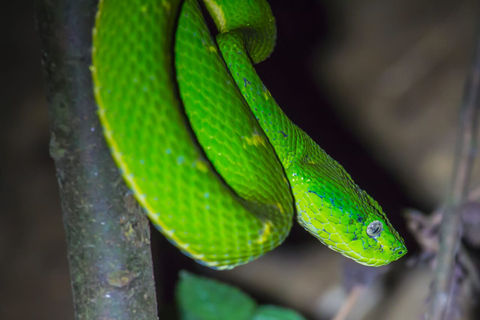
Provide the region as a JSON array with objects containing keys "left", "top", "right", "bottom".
[
  {"left": 35, "top": 0, "right": 159, "bottom": 319},
  {"left": 426, "top": 29, "right": 480, "bottom": 320}
]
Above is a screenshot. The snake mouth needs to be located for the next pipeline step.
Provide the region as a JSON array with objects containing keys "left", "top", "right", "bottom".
[{"left": 354, "top": 257, "right": 395, "bottom": 267}]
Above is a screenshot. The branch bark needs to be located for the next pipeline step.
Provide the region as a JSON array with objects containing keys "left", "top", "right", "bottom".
[
  {"left": 35, "top": 0, "right": 159, "bottom": 318},
  {"left": 426, "top": 28, "right": 480, "bottom": 320}
]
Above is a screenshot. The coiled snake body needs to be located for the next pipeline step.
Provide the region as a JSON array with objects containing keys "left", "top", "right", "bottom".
[{"left": 92, "top": 0, "right": 407, "bottom": 269}]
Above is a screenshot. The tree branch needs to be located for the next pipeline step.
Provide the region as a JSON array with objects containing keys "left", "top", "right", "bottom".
[
  {"left": 35, "top": 0, "right": 158, "bottom": 318},
  {"left": 426, "top": 28, "right": 480, "bottom": 320}
]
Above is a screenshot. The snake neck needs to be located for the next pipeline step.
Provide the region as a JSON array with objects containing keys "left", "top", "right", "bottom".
[{"left": 216, "top": 31, "right": 304, "bottom": 170}]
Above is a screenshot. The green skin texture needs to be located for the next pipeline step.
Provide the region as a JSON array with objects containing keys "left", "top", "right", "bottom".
[{"left": 92, "top": 0, "right": 407, "bottom": 269}]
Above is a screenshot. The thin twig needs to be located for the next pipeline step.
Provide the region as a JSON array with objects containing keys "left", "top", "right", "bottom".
[
  {"left": 426, "top": 27, "right": 480, "bottom": 320},
  {"left": 332, "top": 285, "right": 365, "bottom": 320},
  {"left": 467, "top": 183, "right": 480, "bottom": 201},
  {"left": 458, "top": 245, "right": 480, "bottom": 291}
]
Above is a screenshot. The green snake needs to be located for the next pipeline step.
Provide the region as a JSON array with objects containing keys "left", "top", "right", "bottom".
[{"left": 92, "top": 0, "right": 407, "bottom": 269}]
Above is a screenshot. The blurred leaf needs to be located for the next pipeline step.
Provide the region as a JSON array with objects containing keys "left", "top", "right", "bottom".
[
  {"left": 177, "top": 270, "right": 256, "bottom": 320},
  {"left": 252, "top": 305, "right": 306, "bottom": 320}
]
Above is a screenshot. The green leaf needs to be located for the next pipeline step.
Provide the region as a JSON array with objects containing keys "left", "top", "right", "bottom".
[
  {"left": 176, "top": 271, "right": 257, "bottom": 320},
  {"left": 251, "top": 305, "right": 307, "bottom": 320}
]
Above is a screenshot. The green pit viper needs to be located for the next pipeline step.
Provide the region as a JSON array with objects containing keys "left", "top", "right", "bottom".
[{"left": 92, "top": 0, "right": 407, "bottom": 269}]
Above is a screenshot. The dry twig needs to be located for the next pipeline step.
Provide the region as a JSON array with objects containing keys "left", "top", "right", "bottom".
[{"left": 425, "top": 27, "right": 480, "bottom": 320}]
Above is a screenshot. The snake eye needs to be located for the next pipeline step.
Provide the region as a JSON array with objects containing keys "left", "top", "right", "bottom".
[{"left": 366, "top": 220, "right": 383, "bottom": 238}]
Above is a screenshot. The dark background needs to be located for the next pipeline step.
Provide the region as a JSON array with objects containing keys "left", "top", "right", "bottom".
[{"left": 1, "top": 0, "right": 477, "bottom": 319}]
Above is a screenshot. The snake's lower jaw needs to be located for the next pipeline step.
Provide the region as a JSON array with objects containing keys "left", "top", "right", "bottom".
[
  {"left": 363, "top": 250, "right": 407, "bottom": 267},
  {"left": 337, "top": 246, "right": 407, "bottom": 267}
]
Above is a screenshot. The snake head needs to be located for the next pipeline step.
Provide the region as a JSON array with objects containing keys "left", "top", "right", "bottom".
[
  {"left": 346, "top": 210, "right": 408, "bottom": 267},
  {"left": 290, "top": 152, "right": 407, "bottom": 267},
  {"left": 298, "top": 185, "right": 407, "bottom": 266}
]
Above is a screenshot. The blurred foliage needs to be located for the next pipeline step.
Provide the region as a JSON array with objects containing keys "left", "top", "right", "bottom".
[{"left": 176, "top": 271, "right": 306, "bottom": 320}]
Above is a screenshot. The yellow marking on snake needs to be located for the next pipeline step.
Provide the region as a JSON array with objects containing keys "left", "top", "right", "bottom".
[
  {"left": 203, "top": 0, "right": 227, "bottom": 32},
  {"left": 195, "top": 159, "right": 209, "bottom": 172},
  {"left": 275, "top": 202, "right": 285, "bottom": 214},
  {"left": 207, "top": 45, "right": 218, "bottom": 53},
  {"left": 161, "top": 0, "right": 171, "bottom": 11},
  {"left": 245, "top": 133, "right": 267, "bottom": 147},
  {"left": 263, "top": 90, "right": 271, "bottom": 101},
  {"left": 256, "top": 221, "right": 274, "bottom": 244}
]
